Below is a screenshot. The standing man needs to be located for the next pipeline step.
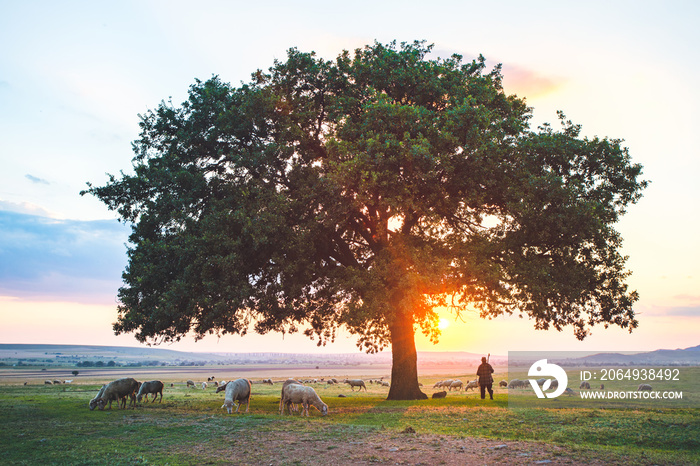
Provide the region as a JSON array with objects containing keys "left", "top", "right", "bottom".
[{"left": 476, "top": 356, "right": 494, "bottom": 400}]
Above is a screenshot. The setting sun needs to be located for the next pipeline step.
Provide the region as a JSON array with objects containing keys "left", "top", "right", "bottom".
[{"left": 438, "top": 317, "right": 450, "bottom": 330}]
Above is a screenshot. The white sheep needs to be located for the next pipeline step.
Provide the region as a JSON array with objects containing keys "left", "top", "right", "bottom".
[
  {"left": 279, "top": 379, "right": 303, "bottom": 413},
  {"left": 89, "top": 384, "right": 107, "bottom": 410},
  {"left": 137, "top": 380, "right": 164, "bottom": 403},
  {"left": 280, "top": 384, "right": 328, "bottom": 417},
  {"left": 343, "top": 379, "right": 367, "bottom": 391},
  {"left": 201, "top": 382, "right": 208, "bottom": 390},
  {"left": 221, "top": 378, "right": 252, "bottom": 414},
  {"left": 449, "top": 380, "right": 463, "bottom": 391},
  {"left": 465, "top": 380, "right": 479, "bottom": 391}
]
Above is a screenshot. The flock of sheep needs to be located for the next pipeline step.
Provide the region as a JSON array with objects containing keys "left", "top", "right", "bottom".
[
  {"left": 86, "top": 375, "right": 658, "bottom": 414},
  {"left": 86, "top": 376, "right": 376, "bottom": 416}
]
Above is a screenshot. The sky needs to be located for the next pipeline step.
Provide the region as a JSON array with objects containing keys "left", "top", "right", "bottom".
[{"left": 1, "top": 1, "right": 698, "bottom": 355}]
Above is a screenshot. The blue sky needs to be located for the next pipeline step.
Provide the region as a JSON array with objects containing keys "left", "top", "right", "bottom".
[{"left": 1, "top": 1, "right": 698, "bottom": 353}]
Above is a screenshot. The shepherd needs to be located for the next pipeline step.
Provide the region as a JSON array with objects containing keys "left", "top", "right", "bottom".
[{"left": 476, "top": 355, "right": 494, "bottom": 400}]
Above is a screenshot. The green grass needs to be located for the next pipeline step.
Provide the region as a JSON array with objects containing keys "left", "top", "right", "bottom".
[{"left": 0, "top": 380, "right": 698, "bottom": 465}]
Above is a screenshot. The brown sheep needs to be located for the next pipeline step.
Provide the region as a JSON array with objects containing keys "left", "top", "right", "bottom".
[
  {"left": 137, "top": 380, "right": 164, "bottom": 403},
  {"left": 95, "top": 378, "right": 140, "bottom": 410}
]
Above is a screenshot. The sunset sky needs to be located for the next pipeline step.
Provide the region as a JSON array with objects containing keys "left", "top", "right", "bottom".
[{"left": 1, "top": 1, "right": 698, "bottom": 355}]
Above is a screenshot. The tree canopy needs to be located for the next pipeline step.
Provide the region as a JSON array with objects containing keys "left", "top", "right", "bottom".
[{"left": 84, "top": 41, "right": 647, "bottom": 399}]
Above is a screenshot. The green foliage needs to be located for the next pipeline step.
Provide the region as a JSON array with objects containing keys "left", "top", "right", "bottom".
[{"left": 83, "top": 41, "right": 646, "bottom": 364}]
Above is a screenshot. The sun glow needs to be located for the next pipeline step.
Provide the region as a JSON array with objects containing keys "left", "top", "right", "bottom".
[{"left": 438, "top": 317, "right": 450, "bottom": 330}]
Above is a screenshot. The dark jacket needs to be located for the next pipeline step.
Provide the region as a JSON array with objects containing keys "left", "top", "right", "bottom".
[{"left": 477, "top": 362, "right": 494, "bottom": 385}]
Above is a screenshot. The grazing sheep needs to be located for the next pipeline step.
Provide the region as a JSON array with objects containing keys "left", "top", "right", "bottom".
[
  {"left": 53, "top": 380, "right": 62, "bottom": 384},
  {"left": 579, "top": 381, "right": 591, "bottom": 389},
  {"left": 216, "top": 382, "right": 228, "bottom": 393},
  {"left": 438, "top": 379, "right": 454, "bottom": 389},
  {"left": 638, "top": 384, "right": 652, "bottom": 391},
  {"left": 95, "top": 378, "right": 140, "bottom": 410},
  {"left": 186, "top": 380, "right": 195, "bottom": 388},
  {"left": 564, "top": 387, "right": 576, "bottom": 396},
  {"left": 221, "top": 379, "right": 252, "bottom": 414},
  {"left": 89, "top": 384, "right": 107, "bottom": 410},
  {"left": 280, "top": 384, "right": 328, "bottom": 416},
  {"left": 343, "top": 379, "right": 367, "bottom": 392},
  {"left": 600, "top": 384, "right": 605, "bottom": 390},
  {"left": 499, "top": 380, "right": 508, "bottom": 388},
  {"left": 449, "top": 380, "right": 463, "bottom": 391},
  {"left": 381, "top": 381, "right": 390, "bottom": 387},
  {"left": 45, "top": 380, "right": 52, "bottom": 385},
  {"left": 508, "top": 379, "right": 527, "bottom": 389},
  {"left": 137, "top": 380, "right": 164, "bottom": 403},
  {"left": 465, "top": 380, "right": 479, "bottom": 391},
  {"left": 279, "top": 379, "right": 303, "bottom": 413},
  {"left": 263, "top": 378, "right": 274, "bottom": 385},
  {"left": 432, "top": 391, "right": 447, "bottom": 399},
  {"left": 331, "top": 378, "right": 338, "bottom": 384}
]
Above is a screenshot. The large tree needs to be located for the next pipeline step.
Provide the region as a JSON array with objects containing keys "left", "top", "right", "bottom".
[{"left": 84, "top": 41, "right": 647, "bottom": 400}]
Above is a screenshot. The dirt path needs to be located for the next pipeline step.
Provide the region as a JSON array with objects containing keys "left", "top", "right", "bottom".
[{"left": 186, "top": 427, "right": 613, "bottom": 465}]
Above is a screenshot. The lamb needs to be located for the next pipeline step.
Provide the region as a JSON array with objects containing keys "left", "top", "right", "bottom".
[
  {"left": 94, "top": 378, "right": 140, "bottom": 410},
  {"left": 201, "top": 382, "right": 208, "bottom": 390},
  {"left": 579, "top": 381, "right": 591, "bottom": 389},
  {"left": 343, "top": 379, "right": 367, "bottom": 391},
  {"left": 449, "top": 380, "right": 463, "bottom": 391},
  {"left": 137, "top": 380, "right": 164, "bottom": 403},
  {"left": 89, "top": 384, "right": 107, "bottom": 410},
  {"left": 221, "top": 378, "right": 252, "bottom": 414},
  {"left": 638, "top": 384, "right": 652, "bottom": 391},
  {"left": 280, "top": 384, "right": 328, "bottom": 416}
]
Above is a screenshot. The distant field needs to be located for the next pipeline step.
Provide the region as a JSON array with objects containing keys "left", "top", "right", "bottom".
[{"left": 0, "top": 366, "right": 698, "bottom": 465}]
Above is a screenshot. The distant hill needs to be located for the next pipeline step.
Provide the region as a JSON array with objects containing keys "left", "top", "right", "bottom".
[
  {"left": 545, "top": 345, "right": 700, "bottom": 366},
  {"left": 0, "top": 344, "right": 504, "bottom": 367},
  {"left": 573, "top": 345, "right": 700, "bottom": 365},
  {"left": 3, "top": 343, "right": 696, "bottom": 367}
]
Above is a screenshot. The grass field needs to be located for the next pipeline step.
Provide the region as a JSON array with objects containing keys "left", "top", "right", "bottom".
[{"left": 0, "top": 370, "right": 698, "bottom": 465}]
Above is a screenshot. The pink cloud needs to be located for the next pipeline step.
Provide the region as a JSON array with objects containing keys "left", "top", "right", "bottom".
[{"left": 501, "top": 64, "right": 567, "bottom": 98}]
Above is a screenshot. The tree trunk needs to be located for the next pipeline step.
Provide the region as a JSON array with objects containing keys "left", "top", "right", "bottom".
[{"left": 386, "top": 312, "right": 428, "bottom": 400}]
